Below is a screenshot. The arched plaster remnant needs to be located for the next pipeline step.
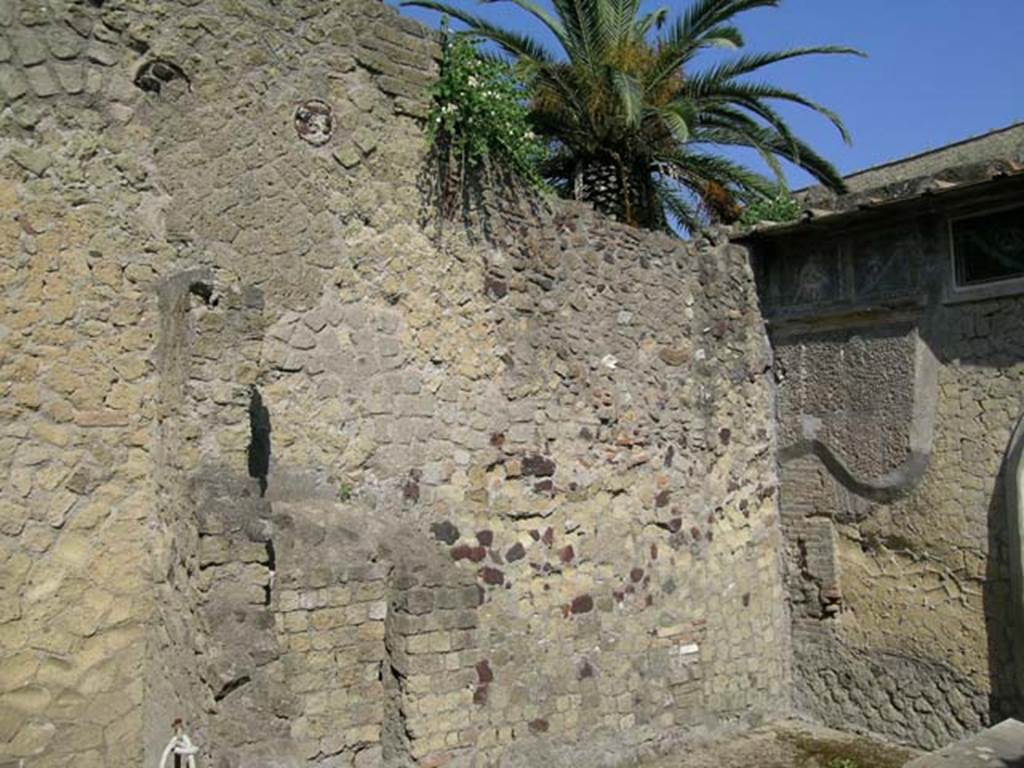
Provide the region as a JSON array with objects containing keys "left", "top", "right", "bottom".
[
  {"left": 779, "top": 330, "right": 939, "bottom": 503},
  {"left": 1007, "top": 413, "right": 1024, "bottom": 700},
  {"left": 135, "top": 59, "right": 191, "bottom": 95}
]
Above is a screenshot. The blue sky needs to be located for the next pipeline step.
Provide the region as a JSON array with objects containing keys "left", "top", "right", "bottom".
[{"left": 392, "top": 0, "right": 1024, "bottom": 187}]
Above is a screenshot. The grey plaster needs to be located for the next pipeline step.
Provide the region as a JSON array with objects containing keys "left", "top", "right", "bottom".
[{"left": 777, "top": 330, "right": 938, "bottom": 503}]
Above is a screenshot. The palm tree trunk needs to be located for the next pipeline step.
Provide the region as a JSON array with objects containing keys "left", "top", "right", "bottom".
[
  {"left": 573, "top": 157, "right": 661, "bottom": 228},
  {"left": 574, "top": 158, "right": 633, "bottom": 223}
]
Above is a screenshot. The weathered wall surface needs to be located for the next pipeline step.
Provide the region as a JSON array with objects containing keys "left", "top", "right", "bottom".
[
  {"left": 753, "top": 181, "right": 1024, "bottom": 750},
  {"left": 0, "top": 0, "right": 173, "bottom": 763},
  {"left": 0, "top": 1, "right": 787, "bottom": 767}
]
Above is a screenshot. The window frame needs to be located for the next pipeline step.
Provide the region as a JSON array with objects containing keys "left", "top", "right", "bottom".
[{"left": 945, "top": 202, "right": 1024, "bottom": 304}]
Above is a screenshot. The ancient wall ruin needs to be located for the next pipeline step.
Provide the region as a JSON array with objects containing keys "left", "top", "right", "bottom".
[
  {"left": 751, "top": 165, "right": 1024, "bottom": 750},
  {"left": 0, "top": 1, "right": 787, "bottom": 766}
]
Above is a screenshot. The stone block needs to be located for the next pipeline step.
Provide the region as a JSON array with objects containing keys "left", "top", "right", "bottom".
[
  {"left": 52, "top": 61, "right": 83, "bottom": 93},
  {"left": 84, "top": 40, "right": 117, "bottom": 66},
  {"left": 47, "top": 27, "right": 81, "bottom": 59},
  {"left": 0, "top": 63, "right": 27, "bottom": 101},
  {"left": 355, "top": 744, "right": 383, "bottom": 767},
  {"left": 11, "top": 30, "right": 46, "bottom": 65}
]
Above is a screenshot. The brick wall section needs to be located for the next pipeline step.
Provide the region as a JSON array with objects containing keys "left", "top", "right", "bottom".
[
  {"left": 385, "top": 555, "right": 483, "bottom": 763},
  {"left": 276, "top": 558, "right": 390, "bottom": 766}
]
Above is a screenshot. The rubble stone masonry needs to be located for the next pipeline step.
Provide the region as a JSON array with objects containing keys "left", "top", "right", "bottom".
[{"left": 0, "top": 1, "right": 786, "bottom": 766}]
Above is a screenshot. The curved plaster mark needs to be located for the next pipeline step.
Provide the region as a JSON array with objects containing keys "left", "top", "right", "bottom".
[
  {"left": 1005, "top": 413, "right": 1024, "bottom": 698},
  {"left": 778, "top": 331, "right": 939, "bottom": 504},
  {"left": 779, "top": 442, "right": 930, "bottom": 504}
]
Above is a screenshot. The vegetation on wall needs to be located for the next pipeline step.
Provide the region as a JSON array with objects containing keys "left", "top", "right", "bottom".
[
  {"left": 427, "top": 23, "right": 548, "bottom": 199},
  {"left": 739, "top": 190, "right": 803, "bottom": 226},
  {"left": 407, "top": 0, "right": 863, "bottom": 234}
]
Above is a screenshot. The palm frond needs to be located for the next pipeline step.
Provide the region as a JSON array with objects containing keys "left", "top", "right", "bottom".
[
  {"left": 694, "top": 45, "right": 866, "bottom": 84},
  {"left": 658, "top": 148, "right": 779, "bottom": 198},
  {"left": 553, "top": 0, "right": 604, "bottom": 67},
  {"left": 402, "top": 0, "right": 558, "bottom": 63},
  {"left": 691, "top": 121, "right": 788, "bottom": 185},
  {"left": 649, "top": 99, "right": 696, "bottom": 142},
  {"left": 653, "top": 178, "right": 703, "bottom": 233},
  {"left": 611, "top": 69, "right": 643, "bottom": 127},
  {"left": 637, "top": 6, "right": 670, "bottom": 36},
  {"left": 644, "top": 23, "right": 744, "bottom": 95},
  {"left": 692, "top": 118, "right": 846, "bottom": 191},
  {"left": 691, "top": 79, "right": 853, "bottom": 142},
  {"left": 675, "top": 0, "right": 779, "bottom": 41},
  {"left": 478, "top": 0, "right": 571, "bottom": 52}
]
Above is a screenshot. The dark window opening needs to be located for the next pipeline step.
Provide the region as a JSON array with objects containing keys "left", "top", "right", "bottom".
[{"left": 952, "top": 205, "right": 1024, "bottom": 287}]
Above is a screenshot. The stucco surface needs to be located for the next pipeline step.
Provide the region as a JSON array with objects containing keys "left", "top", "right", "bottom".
[{"left": 759, "top": 201, "right": 1024, "bottom": 749}]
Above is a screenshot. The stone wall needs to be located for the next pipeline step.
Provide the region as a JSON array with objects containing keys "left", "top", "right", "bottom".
[
  {"left": 0, "top": 1, "right": 786, "bottom": 766},
  {"left": 0, "top": 1, "right": 173, "bottom": 763},
  {"left": 751, "top": 177, "right": 1024, "bottom": 749}
]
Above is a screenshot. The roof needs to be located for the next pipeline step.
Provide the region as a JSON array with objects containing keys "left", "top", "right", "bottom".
[
  {"left": 842, "top": 121, "right": 1024, "bottom": 193},
  {"left": 741, "top": 122, "right": 1024, "bottom": 240}
]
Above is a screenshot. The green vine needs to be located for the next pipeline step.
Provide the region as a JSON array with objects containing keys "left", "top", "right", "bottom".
[
  {"left": 740, "top": 191, "right": 803, "bottom": 226},
  {"left": 428, "top": 24, "right": 546, "bottom": 186},
  {"left": 337, "top": 481, "right": 353, "bottom": 502}
]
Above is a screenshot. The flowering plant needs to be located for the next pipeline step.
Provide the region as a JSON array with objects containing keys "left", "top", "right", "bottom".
[
  {"left": 428, "top": 25, "right": 546, "bottom": 186},
  {"left": 739, "top": 191, "right": 803, "bottom": 226}
]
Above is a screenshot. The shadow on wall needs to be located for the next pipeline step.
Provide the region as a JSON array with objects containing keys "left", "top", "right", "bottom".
[
  {"left": 415, "top": 147, "right": 550, "bottom": 246},
  {"left": 247, "top": 386, "right": 272, "bottom": 497},
  {"left": 985, "top": 451, "right": 1017, "bottom": 721},
  {"left": 991, "top": 415, "right": 1024, "bottom": 721}
]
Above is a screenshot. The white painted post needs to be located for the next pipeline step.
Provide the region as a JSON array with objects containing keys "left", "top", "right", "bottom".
[{"left": 159, "top": 719, "right": 198, "bottom": 768}]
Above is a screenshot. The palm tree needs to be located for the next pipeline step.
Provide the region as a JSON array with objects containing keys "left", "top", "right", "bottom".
[{"left": 402, "top": 0, "right": 863, "bottom": 231}]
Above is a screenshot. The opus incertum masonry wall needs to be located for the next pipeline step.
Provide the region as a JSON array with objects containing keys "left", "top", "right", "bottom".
[
  {"left": 8, "top": 2, "right": 1024, "bottom": 765},
  {"left": 0, "top": 1, "right": 787, "bottom": 766}
]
